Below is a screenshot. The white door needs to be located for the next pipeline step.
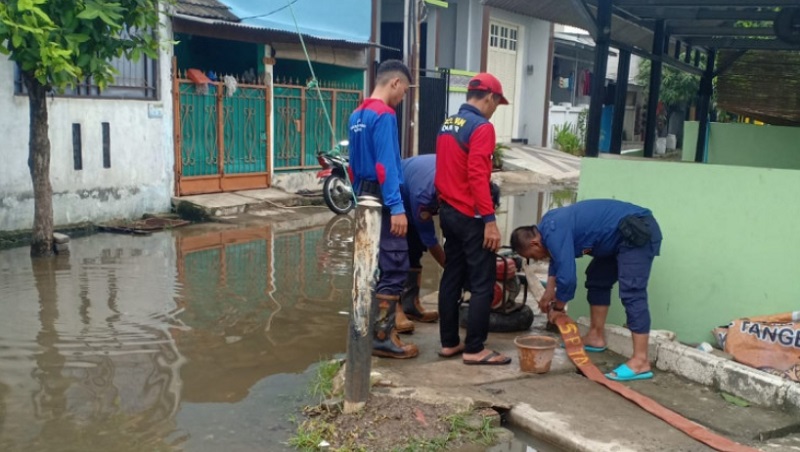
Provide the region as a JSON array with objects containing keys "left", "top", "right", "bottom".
[{"left": 487, "top": 20, "right": 519, "bottom": 143}]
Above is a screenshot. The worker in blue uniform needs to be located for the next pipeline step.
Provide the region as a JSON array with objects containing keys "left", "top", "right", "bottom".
[
  {"left": 396, "top": 154, "right": 444, "bottom": 335},
  {"left": 510, "top": 199, "right": 663, "bottom": 381},
  {"left": 397, "top": 154, "right": 503, "bottom": 335},
  {"left": 348, "top": 59, "right": 417, "bottom": 359}
]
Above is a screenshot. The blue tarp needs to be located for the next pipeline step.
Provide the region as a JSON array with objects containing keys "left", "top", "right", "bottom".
[{"left": 223, "top": 0, "right": 371, "bottom": 43}]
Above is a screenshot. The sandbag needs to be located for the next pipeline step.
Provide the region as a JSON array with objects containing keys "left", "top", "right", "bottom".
[{"left": 713, "top": 312, "right": 800, "bottom": 382}]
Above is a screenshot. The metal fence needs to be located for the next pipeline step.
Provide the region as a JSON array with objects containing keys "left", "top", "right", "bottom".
[
  {"left": 173, "top": 72, "right": 271, "bottom": 195},
  {"left": 273, "top": 78, "right": 362, "bottom": 171}
]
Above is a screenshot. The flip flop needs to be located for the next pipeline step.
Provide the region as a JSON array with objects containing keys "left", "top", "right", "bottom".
[
  {"left": 605, "top": 363, "right": 653, "bottom": 381},
  {"left": 463, "top": 350, "right": 512, "bottom": 366},
  {"left": 438, "top": 347, "right": 464, "bottom": 358},
  {"left": 560, "top": 343, "right": 607, "bottom": 353},
  {"left": 584, "top": 345, "right": 608, "bottom": 353}
]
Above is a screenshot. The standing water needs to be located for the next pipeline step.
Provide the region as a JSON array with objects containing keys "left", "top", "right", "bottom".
[
  {"left": 0, "top": 220, "right": 353, "bottom": 451},
  {"left": 0, "top": 185, "right": 574, "bottom": 451}
]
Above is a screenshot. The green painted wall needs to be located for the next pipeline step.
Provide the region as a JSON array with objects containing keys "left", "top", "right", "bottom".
[
  {"left": 572, "top": 157, "right": 800, "bottom": 344},
  {"left": 682, "top": 121, "right": 698, "bottom": 162},
  {"left": 683, "top": 121, "right": 800, "bottom": 169},
  {"left": 274, "top": 60, "right": 364, "bottom": 90}
]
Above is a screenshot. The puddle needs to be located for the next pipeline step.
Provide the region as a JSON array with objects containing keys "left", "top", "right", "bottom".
[
  {"left": 0, "top": 223, "right": 351, "bottom": 451},
  {"left": 0, "top": 185, "right": 574, "bottom": 451}
]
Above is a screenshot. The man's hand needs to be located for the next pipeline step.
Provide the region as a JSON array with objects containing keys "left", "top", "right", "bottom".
[
  {"left": 538, "top": 289, "right": 556, "bottom": 314},
  {"left": 429, "top": 244, "right": 446, "bottom": 268},
  {"left": 483, "top": 221, "right": 501, "bottom": 252},
  {"left": 547, "top": 300, "right": 567, "bottom": 323},
  {"left": 390, "top": 213, "right": 408, "bottom": 237}
]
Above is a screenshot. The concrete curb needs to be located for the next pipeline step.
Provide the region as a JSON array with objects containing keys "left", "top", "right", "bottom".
[
  {"left": 508, "top": 403, "right": 636, "bottom": 452},
  {"left": 575, "top": 317, "right": 800, "bottom": 414},
  {"left": 172, "top": 190, "right": 325, "bottom": 219}
]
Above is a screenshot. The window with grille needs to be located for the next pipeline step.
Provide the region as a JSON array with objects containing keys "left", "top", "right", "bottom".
[
  {"left": 489, "top": 23, "right": 518, "bottom": 52},
  {"left": 13, "top": 30, "right": 159, "bottom": 100},
  {"left": 14, "top": 56, "right": 158, "bottom": 100}
]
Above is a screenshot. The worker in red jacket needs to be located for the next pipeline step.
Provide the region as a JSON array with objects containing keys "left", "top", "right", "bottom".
[{"left": 434, "top": 73, "right": 511, "bottom": 365}]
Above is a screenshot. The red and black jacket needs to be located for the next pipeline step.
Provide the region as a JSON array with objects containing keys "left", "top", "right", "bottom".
[{"left": 434, "top": 104, "right": 496, "bottom": 223}]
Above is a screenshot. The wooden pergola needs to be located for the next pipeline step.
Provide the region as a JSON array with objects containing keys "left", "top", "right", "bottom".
[{"left": 485, "top": 0, "right": 800, "bottom": 161}]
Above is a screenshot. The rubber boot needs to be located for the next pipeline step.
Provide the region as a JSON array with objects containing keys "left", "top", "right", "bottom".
[
  {"left": 395, "top": 302, "right": 415, "bottom": 334},
  {"left": 373, "top": 294, "right": 419, "bottom": 359},
  {"left": 401, "top": 268, "right": 439, "bottom": 322}
]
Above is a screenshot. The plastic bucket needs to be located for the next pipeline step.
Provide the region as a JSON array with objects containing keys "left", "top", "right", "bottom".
[{"left": 515, "top": 335, "right": 558, "bottom": 374}]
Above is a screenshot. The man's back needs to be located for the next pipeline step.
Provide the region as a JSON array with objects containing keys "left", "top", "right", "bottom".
[
  {"left": 434, "top": 104, "right": 496, "bottom": 221},
  {"left": 401, "top": 154, "right": 436, "bottom": 206},
  {"left": 541, "top": 199, "right": 651, "bottom": 258},
  {"left": 348, "top": 98, "right": 404, "bottom": 214}
]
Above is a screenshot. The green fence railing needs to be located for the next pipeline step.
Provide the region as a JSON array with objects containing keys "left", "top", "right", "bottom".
[{"left": 273, "top": 81, "right": 362, "bottom": 171}]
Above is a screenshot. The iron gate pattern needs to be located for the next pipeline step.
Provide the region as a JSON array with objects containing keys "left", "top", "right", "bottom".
[
  {"left": 178, "top": 80, "right": 269, "bottom": 177},
  {"left": 273, "top": 78, "right": 362, "bottom": 170}
]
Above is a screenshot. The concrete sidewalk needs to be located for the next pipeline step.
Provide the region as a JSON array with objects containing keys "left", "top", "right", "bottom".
[
  {"left": 503, "top": 144, "right": 581, "bottom": 184},
  {"left": 372, "top": 293, "right": 800, "bottom": 451},
  {"left": 172, "top": 187, "right": 323, "bottom": 218}
]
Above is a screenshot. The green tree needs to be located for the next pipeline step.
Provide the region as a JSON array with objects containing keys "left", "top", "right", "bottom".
[
  {"left": 0, "top": 0, "right": 164, "bottom": 256},
  {"left": 636, "top": 58, "right": 700, "bottom": 136}
]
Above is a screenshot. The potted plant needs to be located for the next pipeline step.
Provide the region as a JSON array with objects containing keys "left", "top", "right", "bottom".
[{"left": 493, "top": 143, "right": 509, "bottom": 170}]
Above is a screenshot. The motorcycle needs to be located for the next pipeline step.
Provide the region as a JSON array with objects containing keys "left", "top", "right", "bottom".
[{"left": 316, "top": 140, "right": 355, "bottom": 215}]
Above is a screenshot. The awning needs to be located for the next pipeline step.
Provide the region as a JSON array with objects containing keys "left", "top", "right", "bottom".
[
  {"left": 172, "top": 14, "right": 389, "bottom": 50},
  {"left": 222, "top": 0, "right": 371, "bottom": 44}
]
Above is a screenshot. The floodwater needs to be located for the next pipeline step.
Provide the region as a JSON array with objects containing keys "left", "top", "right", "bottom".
[
  {"left": 0, "top": 185, "right": 574, "bottom": 452},
  {"left": 0, "top": 221, "right": 353, "bottom": 451}
]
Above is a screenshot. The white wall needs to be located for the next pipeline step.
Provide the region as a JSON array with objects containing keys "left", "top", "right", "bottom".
[
  {"left": 437, "top": 2, "right": 457, "bottom": 68},
  {"left": 436, "top": 2, "right": 550, "bottom": 146},
  {"left": 0, "top": 18, "right": 174, "bottom": 232},
  {"left": 489, "top": 8, "right": 551, "bottom": 146}
]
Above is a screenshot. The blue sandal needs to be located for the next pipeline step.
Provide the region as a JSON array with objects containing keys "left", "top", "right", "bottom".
[
  {"left": 605, "top": 363, "right": 653, "bottom": 381},
  {"left": 584, "top": 345, "right": 607, "bottom": 353}
]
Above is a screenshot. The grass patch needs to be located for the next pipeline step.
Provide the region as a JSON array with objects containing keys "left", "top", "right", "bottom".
[
  {"left": 288, "top": 416, "right": 337, "bottom": 451},
  {"left": 390, "top": 412, "right": 498, "bottom": 452},
  {"left": 309, "top": 359, "right": 343, "bottom": 401}
]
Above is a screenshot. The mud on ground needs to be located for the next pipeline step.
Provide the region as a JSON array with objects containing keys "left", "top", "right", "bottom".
[{"left": 297, "top": 394, "right": 496, "bottom": 452}]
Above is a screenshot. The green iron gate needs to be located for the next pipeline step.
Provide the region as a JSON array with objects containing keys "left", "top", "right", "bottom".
[
  {"left": 273, "top": 79, "right": 362, "bottom": 170},
  {"left": 174, "top": 73, "right": 271, "bottom": 195}
]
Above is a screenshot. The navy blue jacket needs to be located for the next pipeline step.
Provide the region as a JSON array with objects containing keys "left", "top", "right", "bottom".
[
  {"left": 401, "top": 155, "right": 438, "bottom": 248},
  {"left": 540, "top": 199, "right": 653, "bottom": 302}
]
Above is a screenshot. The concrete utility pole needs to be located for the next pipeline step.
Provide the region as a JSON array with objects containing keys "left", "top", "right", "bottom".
[
  {"left": 411, "top": 0, "right": 422, "bottom": 157},
  {"left": 343, "top": 195, "right": 382, "bottom": 414},
  {"left": 403, "top": 0, "right": 421, "bottom": 158}
]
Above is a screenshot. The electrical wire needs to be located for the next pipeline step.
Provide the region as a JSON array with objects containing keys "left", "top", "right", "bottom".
[{"left": 239, "top": 0, "right": 301, "bottom": 20}]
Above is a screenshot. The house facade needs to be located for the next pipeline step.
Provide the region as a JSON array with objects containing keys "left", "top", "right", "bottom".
[
  {"left": 0, "top": 15, "right": 175, "bottom": 232},
  {"left": 380, "top": 0, "right": 553, "bottom": 146},
  {"left": 171, "top": 0, "right": 373, "bottom": 195},
  {"left": 0, "top": 1, "right": 376, "bottom": 233}
]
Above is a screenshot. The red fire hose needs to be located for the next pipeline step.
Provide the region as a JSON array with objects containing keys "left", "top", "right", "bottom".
[{"left": 551, "top": 311, "right": 759, "bottom": 452}]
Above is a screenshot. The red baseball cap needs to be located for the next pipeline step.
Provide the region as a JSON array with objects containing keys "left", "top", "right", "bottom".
[{"left": 467, "top": 73, "right": 509, "bottom": 105}]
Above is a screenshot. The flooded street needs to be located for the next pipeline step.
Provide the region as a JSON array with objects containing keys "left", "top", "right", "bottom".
[
  {"left": 0, "top": 219, "right": 353, "bottom": 451},
  {"left": 0, "top": 185, "right": 574, "bottom": 451}
]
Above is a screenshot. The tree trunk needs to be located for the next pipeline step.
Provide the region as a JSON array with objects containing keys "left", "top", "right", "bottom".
[{"left": 24, "top": 74, "right": 54, "bottom": 257}]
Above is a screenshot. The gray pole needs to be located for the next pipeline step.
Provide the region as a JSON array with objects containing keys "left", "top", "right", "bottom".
[
  {"left": 584, "top": 0, "right": 612, "bottom": 158},
  {"left": 344, "top": 194, "right": 382, "bottom": 414},
  {"left": 610, "top": 49, "right": 631, "bottom": 154},
  {"left": 643, "top": 20, "right": 665, "bottom": 158}
]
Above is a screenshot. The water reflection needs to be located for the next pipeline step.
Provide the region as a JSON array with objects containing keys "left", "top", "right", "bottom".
[
  {"left": 0, "top": 219, "right": 351, "bottom": 451},
  {"left": 174, "top": 225, "right": 350, "bottom": 405}
]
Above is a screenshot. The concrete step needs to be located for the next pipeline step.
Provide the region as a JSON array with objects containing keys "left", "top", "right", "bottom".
[{"left": 172, "top": 188, "right": 324, "bottom": 218}]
